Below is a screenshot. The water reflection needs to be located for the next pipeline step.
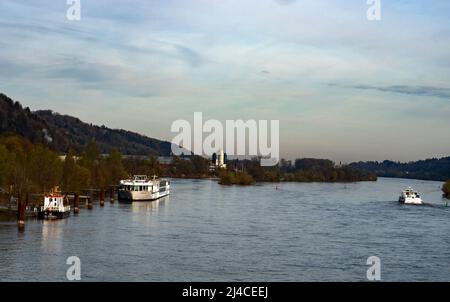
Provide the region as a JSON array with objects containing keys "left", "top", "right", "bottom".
[
  {"left": 118, "top": 196, "right": 170, "bottom": 214},
  {"left": 41, "top": 220, "right": 67, "bottom": 253}
]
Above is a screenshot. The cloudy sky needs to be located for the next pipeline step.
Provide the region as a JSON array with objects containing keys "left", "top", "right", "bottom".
[{"left": 1, "top": 0, "right": 450, "bottom": 162}]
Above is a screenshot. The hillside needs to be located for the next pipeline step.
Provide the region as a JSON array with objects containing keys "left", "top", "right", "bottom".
[
  {"left": 350, "top": 158, "right": 450, "bottom": 181},
  {"left": 0, "top": 93, "right": 172, "bottom": 156}
]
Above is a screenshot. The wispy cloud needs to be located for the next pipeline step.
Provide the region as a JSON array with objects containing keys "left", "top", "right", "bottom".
[{"left": 330, "top": 83, "right": 450, "bottom": 99}]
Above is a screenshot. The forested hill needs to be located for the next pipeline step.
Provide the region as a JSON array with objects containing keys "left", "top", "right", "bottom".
[
  {"left": 0, "top": 93, "right": 172, "bottom": 156},
  {"left": 350, "top": 158, "right": 450, "bottom": 181}
]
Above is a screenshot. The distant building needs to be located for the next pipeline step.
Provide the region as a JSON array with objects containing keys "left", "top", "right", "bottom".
[{"left": 210, "top": 150, "right": 227, "bottom": 170}]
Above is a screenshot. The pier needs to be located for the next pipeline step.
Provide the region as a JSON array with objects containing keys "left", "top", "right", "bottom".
[{"left": 0, "top": 185, "right": 120, "bottom": 231}]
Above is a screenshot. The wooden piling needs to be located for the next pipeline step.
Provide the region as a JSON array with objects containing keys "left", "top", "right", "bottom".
[
  {"left": 74, "top": 193, "right": 80, "bottom": 214},
  {"left": 17, "top": 193, "right": 26, "bottom": 231},
  {"left": 100, "top": 188, "right": 105, "bottom": 207},
  {"left": 110, "top": 187, "right": 115, "bottom": 203},
  {"left": 87, "top": 191, "right": 93, "bottom": 210}
]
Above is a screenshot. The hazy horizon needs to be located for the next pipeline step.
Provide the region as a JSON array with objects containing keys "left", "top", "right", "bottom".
[{"left": 1, "top": 0, "right": 450, "bottom": 163}]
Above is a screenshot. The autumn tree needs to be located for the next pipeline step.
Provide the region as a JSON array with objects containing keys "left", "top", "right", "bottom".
[
  {"left": 0, "top": 144, "right": 14, "bottom": 190},
  {"left": 0, "top": 135, "right": 33, "bottom": 194},
  {"left": 28, "top": 144, "right": 63, "bottom": 193},
  {"left": 103, "top": 149, "right": 127, "bottom": 186},
  {"left": 62, "top": 149, "right": 91, "bottom": 193}
]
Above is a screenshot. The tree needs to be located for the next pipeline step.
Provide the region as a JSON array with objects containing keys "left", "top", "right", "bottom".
[
  {"left": 78, "top": 140, "right": 105, "bottom": 188},
  {"left": 218, "top": 170, "right": 254, "bottom": 186},
  {"left": 191, "top": 156, "right": 209, "bottom": 176},
  {"left": 80, "top": 140, "right": 100, "bottom": 168},
  {"left": 443, "top": 181, "right": 450, "bottom": 199},
  {"left": 0, "top": 145, "right": 14, "bottom": 189},
  {"left": 62, "top": 149, "right": 91, "bottom": 193},
  {"left": 28, "top": 144, "right": 63, "bottom": 193},
  {"left": 103, "top": 149, "right": 128, "bottom": 186},
  {"left": 147, "top": 154, "right": 162, "bottom": 176},
  {"left": 0, "top": 135, "right": 33, "bottom": 194}
]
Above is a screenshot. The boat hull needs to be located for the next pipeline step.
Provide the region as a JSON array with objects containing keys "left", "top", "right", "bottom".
[
  {"left": 118, "top": 190, "right": 170, "bottom": 201},
  {"left": 399, "top": 197, "right": 423, "bottom": 205},
  {"left": 38, "top": 210, "right": 71, "bottom": 220}
]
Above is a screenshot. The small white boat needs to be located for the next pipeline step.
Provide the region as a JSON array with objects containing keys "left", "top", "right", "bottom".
[
  {"left": 38, "top": 187, "right": 71, "bottom": 219},
  {"left": 118, "top": 175, "right": 170, "bottom": 201},
  {"left": 398, "top": 187, "right": 423, "bottom": 205}
]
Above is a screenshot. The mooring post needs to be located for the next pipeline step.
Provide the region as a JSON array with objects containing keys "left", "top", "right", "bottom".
[
  {"left": 100, "top": 188, "right": 105, "bottom": 207},
  {"left": 74, "top": 193, "right": 80, "bottom": 214},
  {"left": 110, "top": 186, "right": 115, "bottom": 203},
  {"left": 17, "top": 193, "right": 26, "bottom": 231},
  {"left": 87, "top": 190, "right": 93, "bottom": 210}
]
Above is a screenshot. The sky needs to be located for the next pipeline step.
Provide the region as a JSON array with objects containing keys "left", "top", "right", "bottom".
[{"left": 1, "top": 0, "right": 450, "bottom": 163}]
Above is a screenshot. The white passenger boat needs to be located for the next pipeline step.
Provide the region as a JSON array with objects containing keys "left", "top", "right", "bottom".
[
  {"left": 118, "top": 175, "right": 170, "bottom": 201},
  {"left": 38, "top": 187, "right": 71, "bottom": 219},
  {"left": 398, "top": 187, "right": 423, "bottom": 205}
]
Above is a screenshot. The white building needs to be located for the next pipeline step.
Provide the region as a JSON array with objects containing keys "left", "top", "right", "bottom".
[
  {"left": 217, "top": 150, "right": 226, "bottom": 168},
  {"left": 210, "top": 150, "right": 227, "bottom": 170}
]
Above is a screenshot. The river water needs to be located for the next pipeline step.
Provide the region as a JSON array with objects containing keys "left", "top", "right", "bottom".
[{"left": 0, "top": 177, "right": 449, "bottom": 281}]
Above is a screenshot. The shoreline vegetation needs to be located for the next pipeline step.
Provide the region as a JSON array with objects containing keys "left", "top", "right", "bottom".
[
  {"left": 443, "top": 181, "right": 450, "bottom": 199},
  {"left": 0, "top": 134, "right": 377, "bottom": 205},
  {"left": 350, "top": 158, "right": 450, "bottom": 182},
  {"left": 0, "top": 134, "right": 213, "bottom": 206},
  {"left": 218, "top": 171, "right": 255, "bottom": 186},
  {"left": 218, "top": 158, "right": 377, "bottom": 186}
]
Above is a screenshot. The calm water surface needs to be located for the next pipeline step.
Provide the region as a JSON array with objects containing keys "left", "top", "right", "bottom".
[{"left": 1, "top": 178, "right": 449, "bottom": 281}]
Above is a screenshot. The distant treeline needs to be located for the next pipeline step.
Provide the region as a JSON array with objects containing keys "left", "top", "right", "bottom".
[
  {"left": 350, "top": 158, "right": 450, "bottom": 181},
  {"left": 220, "top": 158, "right": 377, "bottom": 185}
]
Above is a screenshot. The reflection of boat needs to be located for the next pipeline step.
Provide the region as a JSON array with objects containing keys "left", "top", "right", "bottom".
[
  {"left": 398, "top": 187, "right": 423, "bottom": 205},
  {"left": 118, "top": 175, "right": 170, "bottom": 201},
  {"left": 38, "top": 187, "right": 71, "bottom": 219}
]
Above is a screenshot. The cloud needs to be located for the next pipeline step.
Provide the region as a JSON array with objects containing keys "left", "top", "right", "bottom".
[
  {"left": 330, "top": 83, "right": 450, "bottom": 99},
  {"left": 273, "top": 0, "right": 297, "bottom": 6}
]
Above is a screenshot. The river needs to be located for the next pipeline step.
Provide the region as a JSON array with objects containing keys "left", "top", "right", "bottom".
[{"left": 0, "top": 177, "right": 449, "bottom": 281}]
